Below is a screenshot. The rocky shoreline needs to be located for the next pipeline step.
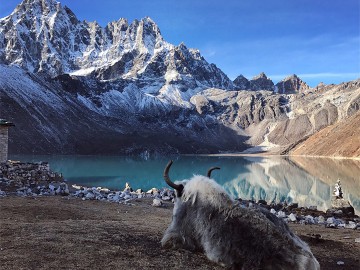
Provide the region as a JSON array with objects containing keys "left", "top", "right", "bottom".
[{"left": 1, "top": 161, "right": 359, "bottom": 231}]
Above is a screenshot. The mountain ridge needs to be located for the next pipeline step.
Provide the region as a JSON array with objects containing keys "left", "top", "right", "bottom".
[{"left": 0, "top": 0, "right": 359, "bottom": 157}]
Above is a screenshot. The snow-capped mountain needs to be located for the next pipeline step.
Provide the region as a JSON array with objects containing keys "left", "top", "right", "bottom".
[
  {"left": 0, "top": 0, "right": 233, "bottom": 102},
  {"left": 0, "top": 0, "right": 359, "bottom": 156}
]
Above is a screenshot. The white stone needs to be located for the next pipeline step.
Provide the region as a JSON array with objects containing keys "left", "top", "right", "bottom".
[
  {"left": 277, "top": 211, "right": 286, "bottom": 218},
  {"left": 317, "top": 215, "right": 325, "bottom": 224},
  {"left": 327, "top": 217, "right": 336, "bottom": 224},
  {"left": 270, "top": 208, "right": 276, "bottom": 214},
  {"left": 355, "top": 238, "right": 360, "bottom": 243},
  {"left": 147, "top": 188, "right": 159, "bottom": 194},
  {"left": 72, "top": 184, "right": 82, "bottom": 190},
  {"left": 49, "top": 184, "right": 55, "bottom": 191},
  {"left": 152, "top": 198, "right": 162, "bottom": 207},
  {"left": 289, "top": 213, "right": 297, "bottom": 222},
  {"left": 336, "top": 261, "right": 344, "bottom": 265},
  {"left": 345, "top": 223, "right": 357, "bottom": 229},
  {"left": 305, "top": 215, "right": 315, "bottom": 224},
  {"left": 85, "top": 192, "right": 95, "bottom": 199}
]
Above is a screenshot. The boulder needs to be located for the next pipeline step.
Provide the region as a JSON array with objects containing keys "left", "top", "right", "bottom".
[
  {"left": 152, "top": 198, "right": 163, "bottom": 207},
  {"left": 328, "top": 198, "right": 355, "bottom": 217}
]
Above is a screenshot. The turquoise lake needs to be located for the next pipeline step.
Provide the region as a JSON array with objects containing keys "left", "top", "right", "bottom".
[{"left": 9, "top": 154, "right": 360, "bottom": 214}]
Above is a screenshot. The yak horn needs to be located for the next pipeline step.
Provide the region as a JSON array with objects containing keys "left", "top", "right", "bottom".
[
  {"left": 164, "top": 160, "right": 183, "bottom": 191},
  {"left": 207, "top": 167, "right": 220, "bottom": 178}
]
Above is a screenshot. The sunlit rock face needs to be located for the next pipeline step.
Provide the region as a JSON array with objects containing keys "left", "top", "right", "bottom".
[
  {"left": 275, "top": 74, "right": 310, "bottom": 94},
  {"left": 248, "top": 72, "right": 274, "bottom": 91}
]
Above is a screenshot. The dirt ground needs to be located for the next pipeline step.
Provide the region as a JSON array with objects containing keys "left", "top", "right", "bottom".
[{"left": 0, "top": 196, "right": 359, "bottom": 270}]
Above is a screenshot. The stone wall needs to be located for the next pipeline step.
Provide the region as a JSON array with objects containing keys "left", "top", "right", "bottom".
[{"left": 0, "top": 127, "right": 9, "bottom": 163}]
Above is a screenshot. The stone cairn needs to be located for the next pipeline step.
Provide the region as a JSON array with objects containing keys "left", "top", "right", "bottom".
[
  {"left": 333, "top": 179, "right": 343, "bottom": 199},
  {"left": 326, "top": 179, "right": 355, "bottom": 217}
]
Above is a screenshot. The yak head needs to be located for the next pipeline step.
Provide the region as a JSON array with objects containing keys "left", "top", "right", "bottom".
[
  {"left": 163, "top": 160, "right": 220, "bottom": 197},
  {"left": 162, "top": 160, "right": 233, "bottom": 251},
  {"left": 163, "top": 160, "right": 230, "bottom": 209}
]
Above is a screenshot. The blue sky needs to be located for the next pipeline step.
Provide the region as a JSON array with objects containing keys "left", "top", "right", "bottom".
[{"left": 1, "top": 0, "right": 359, "bottom": 86}]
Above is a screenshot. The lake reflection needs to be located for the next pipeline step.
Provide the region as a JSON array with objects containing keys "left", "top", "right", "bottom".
[{"left": 9, "top": 154, "right": 360, "bottom": 214}]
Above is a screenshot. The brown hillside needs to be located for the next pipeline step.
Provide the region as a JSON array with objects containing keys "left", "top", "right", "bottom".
[{"left": 291, "top": 111, "right": 360, "bottom": 158}]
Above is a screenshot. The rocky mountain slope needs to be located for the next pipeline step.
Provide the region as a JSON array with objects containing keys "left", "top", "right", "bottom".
[
  {"left": 291, "top": 111, "right": 360, "bottom": 158},
  {"left": 275, "top": 74, "right": 310, "bottom": 94},
  {"left": 189, "top": 80, "right": 360, "bottom": 157},
  {"left": 233, "top": 72, "right": 275, "bottom": 91},
  {"left": 0, "top": 0, "right": 359, "bottom": 156}
]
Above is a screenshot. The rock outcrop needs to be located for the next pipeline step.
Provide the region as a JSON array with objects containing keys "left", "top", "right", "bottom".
[
  {"left": 249, "top": 72, "right": 274, "bottom": 91},
  {"left": 233, "top": 74, "right": 250, "bottom": 90},
  {"left": 275, "top": 74, "right": 310, "bottom": 94}
]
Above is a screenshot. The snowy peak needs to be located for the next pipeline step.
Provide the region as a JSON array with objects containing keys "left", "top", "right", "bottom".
[
  {"left": 14, "top": 0, "right": 61, "bottom": 14},
  {"left": 9, "top": 0, "right": 77, "bottom": 27},
  {"left": 0, "top": 0, "right": 168, "bottom": 77},
  {"left": 0, "top": 0, "right": 233, "bottom": 93},
  {"left": 275, "top": 74, "right": 310, "bottom": 94},
  {"left": 0, "top": 0, "right": 84, "bottom": 74}
]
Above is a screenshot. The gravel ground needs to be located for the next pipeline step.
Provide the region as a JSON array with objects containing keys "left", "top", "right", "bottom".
[{"left": 0, "top": 196, "right": 359, "bottom": 270}]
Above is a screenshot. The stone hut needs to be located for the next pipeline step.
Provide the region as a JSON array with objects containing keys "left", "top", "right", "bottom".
[{"left": 0, "top": 119, "right": 15, "bottom": 163}]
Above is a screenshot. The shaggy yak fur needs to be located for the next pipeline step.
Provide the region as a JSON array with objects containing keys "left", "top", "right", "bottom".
[{"left": 161, "top": 161, "right": 320, "bottom": 270}]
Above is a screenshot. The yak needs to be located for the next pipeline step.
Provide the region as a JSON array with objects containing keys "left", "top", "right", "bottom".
[{"left": 161, "top": 160, "right": 320, "bottom": 270}]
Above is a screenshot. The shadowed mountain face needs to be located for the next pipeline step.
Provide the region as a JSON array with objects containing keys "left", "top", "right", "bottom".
[
  {"left": 0, "top": 0, "right": 359, "bottom": 156},
  {"left": 0, "top": 65, "right": 248, "bottom": 155}
]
